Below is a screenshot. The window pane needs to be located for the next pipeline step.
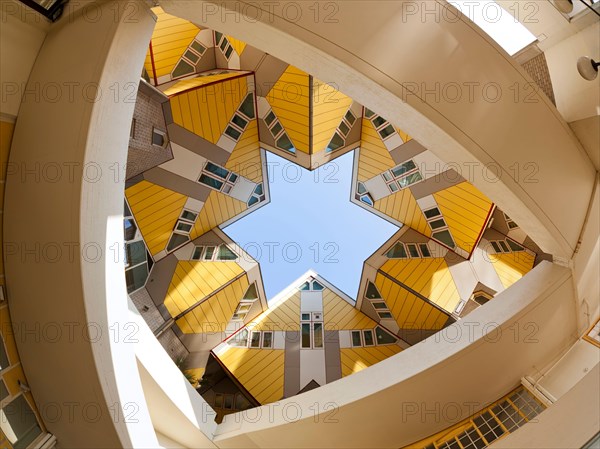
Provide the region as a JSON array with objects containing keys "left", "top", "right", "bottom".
[
  {"left": 166, "top": 233, "right": 189, "bottom": 252},
  {"left": 301, "top": 323, "right": 311, "bottom": 348},
  {"left": 198, "top": 174, "right": 224, "bottom": 190},
  {"left": 217, "top": 245, "right": 237, "bottom": 261},
  {"left": 344, "top": 110, "right": 356, "bottom": 125},
  {"left": 507, "top": 239, "right": 524, "bottom": 251},
  {"left": 124, "top": 218, "right": 137, "bottom": 241},
  {"left": 312, "top": 281, "right": 324, "bottom": 291},
  {"left": 225, "top": 126, "right": 242, "bottom": 140},
  {"left": 270, "top": 122, "right": 283, "bottom": 137},
  {"left": 359, "top": 194, "right": 373, "bottom": 206},
  {"left": 265, "top": 111, "right": 276, "bottom": 125},
  {"left": 223, "top": 395, "right": 233, "bottom": 409},
  {"left": 366, "top": 281, "right": 382, "bottom": 299},
  {"left": 327, "top": 132, "right": 344, "bottom": 152},
  {"left": 375, "top": 326, "right": 397, "bottom": 344},
  {"left": 262, "top": 332, "right": 273, "bottom": 348},
  {"left": 205, "top": 162, "right": 229, "bottom": 179},
  {"left": 491, "top": 241, "right": 502, "bottom": 253},
  {"left": 239, "top": 94, "right": 256, "bottom": 119},
  {"left": 351, "top": 330, "right": 362, "bottom": 347},
  {"left": 338, "top": 121, "right": 350, "bottom": 136},
  {"left": 0, "top": 339, "right": 8, "bottom": 371},
  {"left": 248, "top": 196, "right": 259, "bottom": 207},
  {"left": 203, "top": 246, "right": 215, "bottom": 260},
  {"left": 125, "top": 263, "right": 148, "bottom": 293},
  {"left": 313, "top": 323, "right": 323, "bottom": 348},
  {"left": 126, "top": 241, "right": 147, "bottom": 266},
  {"left": 184, "top": 49, "right": 200, "bottom": 63},
  {"left": 152, "top": 130, "right": 165, "bottom": 147},
  {"left": 379, "top": 124, "right": 395, "bottom": 139},
  {"left": 220, "top": 38, "right": 228, "bottom": 51},
  {"left": 232, "top": 114, "right": 248, "bottom": 129},
  {"left": 191, "top": 41, "right": 206, "bottom": 55},
  {"left": 424, "top": 207, "right": 441, "bottom": 219},
  {"left": 301, "top": 313, "right": 310, "bottom": 321},
  {"left": 172, "top": 59, "right": 194, "bottom": 78},
  {"left": 499, "top": 240, "right": 511, "bottom": 252},
  {"left": 407, "top": 244, "right": 420, "bottom": 258},
  {"left": 299, "top": 282, "right": 310, "bottom": 291},
  {"left": 364, "top": 108, "right": 375, "bottom": 118},
  {"left": 225, "top": 45, "right": 234, "bottom": 59},
  {"left": 214, "top": 394, "right": 223, "bottom": 408},
  {"left": 378, "top": 311, "right": 393, "bottom": 319},
  {"left": 276, "top": 134, "right": 295, "bottom": 153},
  {"left": 388, "top": 182, "right": 399, "bottom": 192},
  {"left": 176, "top": 222, "right": 192, "bottom": 233},
  {"left": 214, "top": 31, "right": 223, "bottom": 44},
  {"left": 363, "top": 330, "right": 374, "bottom": 346},
  {"left": 192, "top": 247, "right": 203, "bottom": 260},
  {"left": 372, "top": 302, "right": 387, "bottom": 309},
  {"left": 250, "top": 332, "right": 261, "bottom": 348},
  {"left": 244, "top": 284, "right": 258, "bottom": 300},
  {"left": 357, "top": 182, "right": 367, "bottom": 195},
  {"left": 433, "top": 230, "right": 456, "bottom": 248},
  {"left": 419, "top": 244, "right": 431, "bottom": 257},
  {"left": 430, "top": 219, "right": 446, "bottom": 230},
  {"left": 372, "top": 116, "right": 386, "bottom": 128},
  {"left": 398, "top": 171, "right": 422, "bottom": 188},
  {"left": 180, "top": 210, "right": 197, "bottom": 221},
  {"left": 0, "top": 395, "right": 42, "bottom": 449},
  {"left": 386, "top": 242, "right": 407, "bottom": 259},
  {"left": 391, "top": 160, "right": 416, "bottom": 178}
]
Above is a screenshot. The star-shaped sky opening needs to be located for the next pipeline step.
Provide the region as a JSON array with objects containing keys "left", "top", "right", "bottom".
[{"left": 224, "top": 151, "right": 399, "bottom": 300}]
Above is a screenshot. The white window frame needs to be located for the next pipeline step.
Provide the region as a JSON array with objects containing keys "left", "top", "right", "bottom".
[
  {"left": 300, "top": 313, "right": 324, "bottom": 349},
  {"left": 423, "top": 206, "right": 456, "bottom": 249},
  {"left": 123, "top": 200, "right": 152, "bottom": 293},
  {"left": 215, "top": 32, "right": 234, "bottom": 60},
  {"left": 198, "top": 162, "right": 239, "bottom": 194},
  {"left": 381, "top": 159, "right": 423, "bottom": 193}
]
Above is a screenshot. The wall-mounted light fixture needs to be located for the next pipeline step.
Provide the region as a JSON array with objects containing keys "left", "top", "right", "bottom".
[{"left": 577, "top": 56, "right": 600, "bottom": 81}]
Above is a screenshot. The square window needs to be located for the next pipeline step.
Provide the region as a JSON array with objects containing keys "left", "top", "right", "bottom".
[
  {"left": 351, "top": 330, "right": 362, "bottom": 347},
  {"left": 250, "top": 332, "right": 261, "bottom": 348},
  {"left": 424, "top": 207, "right": 441, "bottom": 219},
  {"left": 262, "top": 332, "right": 273, "bottom": 348},
  {"left": 363, "top": 330, "right": 374, "bottom": 346}
]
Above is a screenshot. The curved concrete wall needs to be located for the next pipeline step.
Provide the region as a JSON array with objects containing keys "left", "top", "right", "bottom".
[
  {"left": 162, "top": 0, "right": 596, "bottom": 260},
  {"left": 3, "top": 2, "right": 158, "bottom": 446},
  {"left": 212, "top": 262, "right": 577, "bottom": 448}
]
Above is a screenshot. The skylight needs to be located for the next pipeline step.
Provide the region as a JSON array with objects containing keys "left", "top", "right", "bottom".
[
  {"left": 450, "top": 0, "right": 537, "bottom": 55},
  {"left": 224, "top": 151, "right": 398, "bottom": 300}
]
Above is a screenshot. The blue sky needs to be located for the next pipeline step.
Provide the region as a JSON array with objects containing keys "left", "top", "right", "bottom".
[{"left": 224, "top": 151, "right": 399, "bottom": 301}]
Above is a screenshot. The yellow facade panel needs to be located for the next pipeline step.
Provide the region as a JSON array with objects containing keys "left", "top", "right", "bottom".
[
  {"left": 373, "top": 188, "right": 431, "bottom": 236},
  {"left": 225, "top": 120, "right": 263, "bottom": 184},
  {"left": 267, "top": 66, "right": 310, "bottom": 154},
  {"left": 340, "top": 346, "right": 402, "bottom": 377},
  {"left": 490, "top": 252, "right": 535, "bottom": 289},
  {"left": 226, "top": 35, "right": 247, "bottom": 55},
  {"left": 176, "top": 274, "right": 249, "bottom": 333},
  {"left": 252, "top": 292, "right": 301, "bottom": 331},
  {"left": 191, "top": 190, "right": 248, "bottom": 239},
  {"left": 165, "top": 260, "right": 244, "bottom": 317},
  {"left": 323, "top": 288, "right": 377, "bottom": 330},
  {"left": 433, "top": 181, "right": 493, "bottom": 254},
  {"left": 125, "top": 180, "right": 187, "bottom": 255},
  {"left": 218, "top": 347, "right": 285, "bottom": 404},
  {"left": 311, "top": 79, "right": 353, "bottom": 153},
  {"left": 357, "top": 119, "right": 395, "bottom": 181}
]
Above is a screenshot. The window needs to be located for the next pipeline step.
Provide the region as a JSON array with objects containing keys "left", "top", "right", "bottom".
[
  {"left": 223, "top": 93, "right": 255, "bottom": 143},
  {"left": 0, "top": 395, "right": 43, "bottom": 449},
  {"left": 355, "top": 182, "right": 374, "bottom": 206},
  {"left": 191, "top": 244, "right": 237, "bottom": 261},
  {"left": 386, "top": 242, "right": 407, "bottom": 259},
  {"left": 151, "top": 127, "right": 168, "bottom": 149},
  {"left": 504, "top": 212, "right": 519, "bottom": 230},
  {"left": 423, "top": 206, "right": 456, "bottom": 249},
  {"left": 300, "top": 312, "right": 324, "bottom": 349},
  {"left": 0, "top": 336, "right": 9, "bottom": 371},
  {"left": 298, "top": 278, "right": 325, "bottom": 292},
  {"left": 166, "top": 208, "right": 197, "bottom": 253},
  {"left": 123, "top": 201, "right": 152, "bottom": 293},
  {"left": 365, "top": 109, "right": 399, "bottom": 141},
  {"left": 387, "top": 242, "right": 432, "bottom": 259},
  {"left": 130, "top": 119, "right": 136, "bottom": 139},
  {"left": 198, "top": 162, "right": 239, "bottom": 194},
  {"left": 171, "top": 39, "right": 207, "bottom": 79},
  {"left": 247, "top": 183, "right": 266, "bottom": 207},
  {"left": 365, "top": 282, "right": 393, "bottom": 319},
  {"left": 262, "top": 331, "right": 273, "bottom": 348},
  {"left": 381, "top": 159, "right": 423, "bottom": 193},
  {"left": 214, "top": 32, "right": 235, "bottom": 60},
  {"left": 231, "top": 284, "right": 259, "bottom": 321},
  {"left": 433, "top": 387, "right": 545, "bottom": 449},
  {"left": 351, "top": 329, "right": 375, "bottom": 347},
  {"left": 375, "top": 326, "right": 397, "bottom": 345},
  {"left": 326, "top": 108, "right": 356, "bottom": 153},
  {"left": 490, "top": 239, "right": 524, "bottom": 253},
  {"left": 229, "top": 328, "right": 249, "bottom": 346},
  {"left": 263, "top": 108, "right": 296, "bottom": 154},
  {"left": 249, "top": 332, "right": 261, "bottom": 348}
]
